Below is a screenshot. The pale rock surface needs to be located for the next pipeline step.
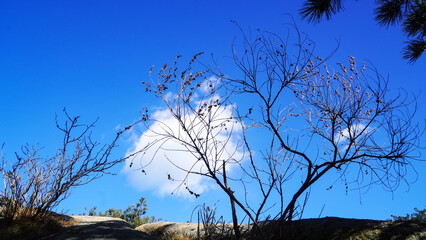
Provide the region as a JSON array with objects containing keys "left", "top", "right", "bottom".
[{"left": 136, "top": 221, "right": 243, "bottom": 239}]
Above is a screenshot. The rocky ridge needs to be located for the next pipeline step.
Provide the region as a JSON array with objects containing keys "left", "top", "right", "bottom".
[{"left": 136, "top": 217, "right": 426, "bottom": 240}]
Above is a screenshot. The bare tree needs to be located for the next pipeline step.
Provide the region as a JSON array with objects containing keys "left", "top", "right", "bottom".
[
  {"left": 135, "top": 55, "right": 258, "bottom": 238},
  {"left": 133, "top": 24, "right": 423, "bottom": 239},
  {"left": 0, "top": 109, "right": 137, "bottom": 221}
]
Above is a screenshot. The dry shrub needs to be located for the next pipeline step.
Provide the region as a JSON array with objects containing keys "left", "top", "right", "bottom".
[
  {"left": 0, "top": 109, "right": 137, "bottom": 238},
  {"left": 0, "top": 212, "right": 76, "bottom": 240}
]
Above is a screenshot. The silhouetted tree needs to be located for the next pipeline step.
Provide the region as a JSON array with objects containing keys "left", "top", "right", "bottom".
[
  {"left": 300, "top": 0, "right": 425, "bottom": 63},
  {"left": 135, "top": 23, "right": 423, "bottom": 239}
]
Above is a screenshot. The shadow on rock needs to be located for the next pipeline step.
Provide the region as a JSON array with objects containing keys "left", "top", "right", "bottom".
[{"left": 42, "top": 218, "right": 159, "bottom": 240}]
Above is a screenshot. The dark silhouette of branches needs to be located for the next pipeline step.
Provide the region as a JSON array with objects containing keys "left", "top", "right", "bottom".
[
  {"left": 300, "top": 0, "right": 425, "bottom": 63},
  {"left": 300, "top": 0, "right": 344, "bottom": 22},
  {"left": 137, "top": 54, "right": 259, "bottom": 239},
  {"left": 216, "top": 23, "right": 423, "bottom": 235},
  {"left": 136, "top": 22, "right": 423, "bottom": 239}
]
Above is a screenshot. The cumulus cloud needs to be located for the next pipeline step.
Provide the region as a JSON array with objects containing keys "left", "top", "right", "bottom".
[
  {"left": 200, "top": 76, "right": 221, "bottom": 93},
  {"left": 122, "top": 92, "right": 243, "bottom": 199},
  {"left": 334, "top": 123, "right": 374, "bottom": 152}
]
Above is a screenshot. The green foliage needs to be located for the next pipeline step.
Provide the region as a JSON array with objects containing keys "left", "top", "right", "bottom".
[
  {"left": 391, "top": 207, "right": 426, "bottom": 222},
  {"left": 82, "top": 197, "right": 161, "bottom": 228},
  {"left": 83, "top": 206, "right": 99, "bottom": 216},
  {"left": 103, "top": 208, "right": 124, "bottom": 218}
]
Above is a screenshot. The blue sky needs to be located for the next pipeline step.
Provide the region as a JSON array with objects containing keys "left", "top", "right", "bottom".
[{"left": 1, "top": 0, "right": 425, "bottom": 223}]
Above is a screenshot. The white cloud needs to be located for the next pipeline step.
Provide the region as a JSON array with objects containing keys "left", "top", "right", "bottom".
[
  {"left": 200, "top": 76, "right": 221, "bottom": 93},
  {"left": 334, "top": 123, "right": 373, "bottom": 151},
  {"left": 122, "top": 95, "right": 243, "bottom": 199}
]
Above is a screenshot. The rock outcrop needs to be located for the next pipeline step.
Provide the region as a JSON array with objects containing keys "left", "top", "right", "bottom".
[
  {"left": 136, "top": 217, "right": 426, "bottom": 240},
  {"left": 42, "top": 216, "right": 159, "bottom": 240}
]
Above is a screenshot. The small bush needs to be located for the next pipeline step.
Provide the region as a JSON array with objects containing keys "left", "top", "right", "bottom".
[
  {"left": 391, "top": 207, "right": 426, "bottom": 222},
  {"left": 82, "top": 197, "right": 161, "bottom": 228}
]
